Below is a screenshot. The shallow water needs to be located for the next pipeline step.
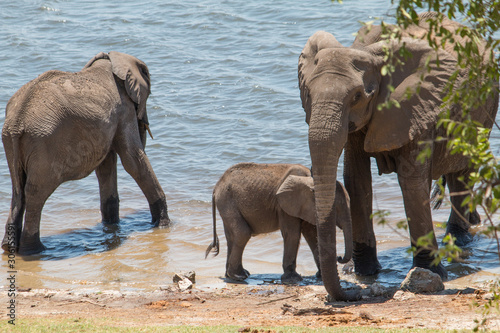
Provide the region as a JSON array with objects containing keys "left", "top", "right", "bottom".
[{"left": 1, "top": 0, "right": 499, "bottom": 292}]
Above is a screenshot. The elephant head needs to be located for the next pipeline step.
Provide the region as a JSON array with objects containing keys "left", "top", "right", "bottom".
[
  {"left": 298, "top": 30, "right": 456, "bottom": 301},
  {"left": 276, "top": 175, "right": 352, "bottom": 264},
  {"left": 83, "top": 51, "right": 152, "bottom": 148}
]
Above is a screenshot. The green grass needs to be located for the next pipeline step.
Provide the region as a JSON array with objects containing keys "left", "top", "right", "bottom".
[{"left": 1, "top": 318, "right": 469, "bottom": 333}]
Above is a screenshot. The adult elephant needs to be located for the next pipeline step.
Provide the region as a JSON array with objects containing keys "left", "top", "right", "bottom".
[
  {"left": 2, "top": 51, "right": 171, "bottom": 255},
  {"left": 298, "top": 12, "right": 498, "bottom": 300}
]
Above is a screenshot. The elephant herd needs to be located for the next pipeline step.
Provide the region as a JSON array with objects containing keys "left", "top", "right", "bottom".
[{"left": 2, "top": 13, "right": 498, "bottom": 301}]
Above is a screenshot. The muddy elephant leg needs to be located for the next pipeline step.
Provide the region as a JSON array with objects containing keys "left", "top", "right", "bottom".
[
  {"left": 96, "top": 150, "right": 119, "bottom": 224},
  {"left": 279, "top": 214, "right": 302, "bottom": 284},
  {"left": 344, "top": 132, "right": 380, "bottom": 276},
  {"left": 398, "top": 169, "right": 447, "bottom": 280},
  {"left": 117, "top": 146, "right": 170, "bottom": 227},
  {"left": 301, "top": 221, "right": 321, "bottom": 278},
  {"left": 445, "top": 171, "right": 477, "bottom": 246}
]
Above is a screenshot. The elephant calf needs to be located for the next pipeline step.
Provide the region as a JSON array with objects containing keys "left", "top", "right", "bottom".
[
  {"left": 2, "top": 51, "right": 170, "bottom": 255},
  {"left": 205, "top": 162, "right": 352, "bottom": 284}
]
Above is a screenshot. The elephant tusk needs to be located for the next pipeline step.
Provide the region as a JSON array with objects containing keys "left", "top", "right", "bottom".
[{"left": 145, "top": 123, "right": 154, "bottom": 140}]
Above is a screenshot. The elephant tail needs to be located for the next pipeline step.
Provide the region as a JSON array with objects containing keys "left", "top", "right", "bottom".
[
  {"left": 1, "top": 135, "right": 26, "bottom": 252},
  {"left": 205, "top": 190, "right": 220, "bottom": 258},
  {"left": 431, "top": 175, "right": 446, "bottom": 210}
]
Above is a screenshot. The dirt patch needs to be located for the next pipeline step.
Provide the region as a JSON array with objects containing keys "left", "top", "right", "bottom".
[{"left": 11, "top": 282, "right": 500, "bottom": 330}]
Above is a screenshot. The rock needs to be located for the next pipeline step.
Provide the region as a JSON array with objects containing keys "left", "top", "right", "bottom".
[
  {"left": 173, "top": 271, "right": 196, "bottom": 284},
  {"left": 177, "top": 278, "right": 193, "bottom": 291},
  {"left": 370, "top": 282, "right": 387, "bottom": 297},
  {"left": 392, "top": 290, "right": 415, "bottom": 301},
  {"left": 483, "top": 292, "right": 495, "bottom": 300},
  {"left": 400, "top": 267, "right": 444, "bottom": 293},
  {"left": 173, "top": 271, "right": 196, "bottom": 292}
]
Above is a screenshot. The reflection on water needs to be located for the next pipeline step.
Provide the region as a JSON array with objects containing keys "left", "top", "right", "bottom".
[
  {"left": 4, "top": 202, "right": 499, "bottom": 292},
  {"left": 29, "top": 211, "right": 158, "bottom": 261},
  {"left": 0, "top": 0, "right": 499, "bottom": 292}
]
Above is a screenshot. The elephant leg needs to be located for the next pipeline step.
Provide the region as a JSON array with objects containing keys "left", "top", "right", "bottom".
[
  {"left": 301, "top": 221, "right": 321, "bottom": 278},
  {"left": 344, "top": 131, "right": 380, "bottom": 276},
  {"left": 96, "top": 150, "right": 119, "bottom": 224},
  {"left": 219, "top": 207, "right": 251, "bottom": 281},
  {"left": 445, "top": 171, "right": 476, "bottom": 246},
  {"left": 18, "top": 178, "right": 58, "bottom": 255},
  {"left": 117, "top": 146, "right": 170, "bottom": 227},
  {"left": 279, "top": 214, "right": 302, "bottom": 284},
  {"left": 1, "top": 195, "right": 25, "bottom": 252},
  {"left": 398, "top": 170, "right": 448, "bottom": 280}
]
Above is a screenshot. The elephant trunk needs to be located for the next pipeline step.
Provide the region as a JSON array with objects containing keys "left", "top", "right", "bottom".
[
  {"left": 337, "top": 182, "right": 353, "bottom": 264},
  {"left": 309, "top": 103, "right": 358, "bottom": 301},
  {"left": 138, "top": 111, "right": 149, "bottom": 149}
]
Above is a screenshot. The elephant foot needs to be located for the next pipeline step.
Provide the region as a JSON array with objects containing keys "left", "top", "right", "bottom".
[
  {"left": 353, "top": 242, "right": 381, "bottom": 276},
  {"left": 1, "top": 237, "right": 15, "bottom": 252},
  {"left": 469, "top": 210, "right": 481, "bottom": 225},
  {"left": 281, "top": 271, "right": 302, "bottom": 285},
  {"left": 150, "top": 198, "right": 171, "bottom": 227},
  {"left": 412, "top": 250, "right": 448, "bottom": 281},
  {"left": 18, "top": 241, "right": 46, "bottom": 255},
  {"left": 1, "top": 240, "right": 16, "bottom": 253},
  {"left": 1, "top": 226, "right": 21, "bottom": 252},
  {"left": 445, "top": 223, "right": 473, "bottom": 247},
  {"left": 101, "top": 196, "right": 120, "bottom": 224},
  {"left": 225, "top": 268, "right": 250, "bottom": 281},
  {"left": 326, "top": 289, "right": 361, "bottom": 302}
]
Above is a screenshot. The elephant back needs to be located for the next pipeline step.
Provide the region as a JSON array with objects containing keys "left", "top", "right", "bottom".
[{"left": 4, "top": 70, "right": 67, "bottom": 136}]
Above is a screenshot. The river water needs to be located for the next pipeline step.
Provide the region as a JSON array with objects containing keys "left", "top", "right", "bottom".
[{"left": 1, "top": 0, "right": 499, "bottom": 292}]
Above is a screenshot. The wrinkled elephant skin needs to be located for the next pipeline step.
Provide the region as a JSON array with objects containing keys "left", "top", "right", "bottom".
[
  {"left": 2, "top": 51, "right": 171, "bottom": 255},
  {"left": 298, "top": 12, "right": 499, "bottom": 300},
  {"left": 205, "top": 163, "right": 352, "bottom": 285}
]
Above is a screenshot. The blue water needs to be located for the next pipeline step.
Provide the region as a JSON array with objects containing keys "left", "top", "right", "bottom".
[{"left": 0, "top": 0, "right": 498, "bottom": 291}]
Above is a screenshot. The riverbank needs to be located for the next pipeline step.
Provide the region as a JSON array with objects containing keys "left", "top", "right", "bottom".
[{"left": 4, "top": 281, "right": 499, "bottom": 331}]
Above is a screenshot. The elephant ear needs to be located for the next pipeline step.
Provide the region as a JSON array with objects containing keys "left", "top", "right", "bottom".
[
  {"left": 108, "top": 51, "right": 151, "bottom": 120},
  {"left": 363, "top": 37, "right": 457, "bottom": 152},
  {"left": 298, "top": 31, "right": 344, "bottom": 124},
  {"left": 276, "top": 175, "right": 315, "bottom": 224},
  {"left": 82, "top": 52, "right": 110, "bottom": 69},
  {"left": 352, "top": 24, "right": 389, "bottom": 48}
]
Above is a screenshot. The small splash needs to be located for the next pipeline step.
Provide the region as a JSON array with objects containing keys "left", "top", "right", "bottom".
[{"left": 39, "top": 6, "right": 60, "bottom": 12}]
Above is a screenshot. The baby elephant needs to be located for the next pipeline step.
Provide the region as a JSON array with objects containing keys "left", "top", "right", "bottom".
[{"left": 205, "top": 162, "right": 352, "bottom": 284}]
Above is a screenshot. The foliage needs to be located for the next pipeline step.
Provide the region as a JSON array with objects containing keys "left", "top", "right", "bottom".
[
  {"left": 338, "top": 0, "right": 500, "bottom": 262},
  {"left": 385, "top": 2, "right": 500, "bottom": 262},
  {"left": 472, "top": 280, "right": 500, "bottom": 331},
  {"left": 355, "top": 0, "right": 500, "bottom": 325}
]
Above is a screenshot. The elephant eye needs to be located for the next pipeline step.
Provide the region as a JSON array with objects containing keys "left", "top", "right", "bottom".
[
  {"left": 351, "top": 91, "right": 362, "bottom": 105},
  {"left": 365, "top": 83, "right": 376, "bottom": 96}
]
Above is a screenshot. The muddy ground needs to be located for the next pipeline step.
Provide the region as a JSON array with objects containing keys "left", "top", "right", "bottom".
[{"left": 8, "top": 279, "right": 500, "bottom": 331}]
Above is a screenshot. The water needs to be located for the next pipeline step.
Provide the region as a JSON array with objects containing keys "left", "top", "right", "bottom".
[{"left": 1, "top": 0, "right": 499, "bottom": 292}]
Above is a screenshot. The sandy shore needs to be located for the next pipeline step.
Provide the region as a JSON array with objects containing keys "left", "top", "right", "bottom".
[{"left": 5, "top": 280, "right": 500, "bottom": 330}]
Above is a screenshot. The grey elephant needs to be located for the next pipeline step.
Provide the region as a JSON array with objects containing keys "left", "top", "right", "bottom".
[
  {"left": 205, "top": 162, "right": 352, "bottom": 284},
  {"left": 298, "top": 12, "right": 499, "bottom": 300},
  {"left": 2, "top": 51, "right": 171, "bottom": 255}
]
